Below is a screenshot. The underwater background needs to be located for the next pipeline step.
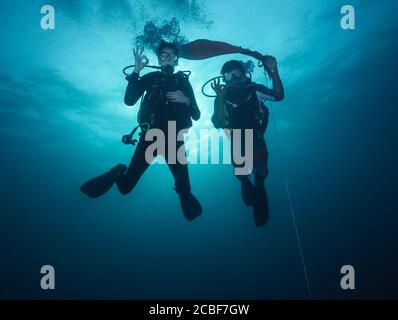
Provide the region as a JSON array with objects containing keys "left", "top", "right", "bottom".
[{"left": 0, "top": 0, "right": 397, "bottom": 299}]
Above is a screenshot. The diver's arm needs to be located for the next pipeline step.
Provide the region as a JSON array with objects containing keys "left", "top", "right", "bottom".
[
  {"left": 165, "top": 86, "right": 200, "bottom": 120},
  {"left": 124, "top": 47, "right": 149, "bottom": 106},
  {"left": 262, "top": 55, "right": 284, "bottom": 101},
  {"left": 124, "top": 72, "right": 146, "bottom": 106},
  {"left": 186, "top": 82, "right": 201, "bottom": 121},
  {"left": 211, "top": 96, "right": 226, "bottom": 129},
  {"left": 210, "top": 78, "right": 227, "bottom": 128},
  {"left": 269, "top": 69, "right": 284, "bottom": 101}
]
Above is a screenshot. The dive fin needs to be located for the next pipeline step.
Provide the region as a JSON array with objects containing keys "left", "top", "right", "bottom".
[
  {"left": 178, "top": 192, "right": 203, "bottom": 221},
  {"left": 80, "top": 164, "right": 127, "bottom": 198},
  {"left": 252, "top": 176, "right": 269, "bottom": 226},
  {"left": 241, "top": 177, "right": 255, "bottom": 207}
]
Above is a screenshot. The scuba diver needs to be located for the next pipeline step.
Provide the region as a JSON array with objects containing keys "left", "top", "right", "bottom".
[
  {"left": 80, "top": 40, "right": 203, "bottom": 221},
  {"left": 210, "top": 56, "right": 284, "bottom": 226}
]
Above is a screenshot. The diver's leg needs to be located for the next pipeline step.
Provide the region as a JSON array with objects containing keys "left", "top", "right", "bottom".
[
  {"left": 238, "top": 175, "right": 256, "bottom": 207},
  {"left": 252, "top": 138, "right": 269, "bottom": 226},
  {"left": 167, "top": 141, "right": 202, "bottom": 221},
  {"left": 115, "top": 136, "right": 151, "bottom": 195},
  {"left": 231, "top": 130, "right": 256, "bottom": 207},
  {"left": 253, "top": 174, "right": 269, "bottom": 226}
]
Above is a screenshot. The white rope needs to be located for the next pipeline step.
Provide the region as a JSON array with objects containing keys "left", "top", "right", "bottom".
[{"left": 266, "top": 77, "right": 313, "bottom": 299}]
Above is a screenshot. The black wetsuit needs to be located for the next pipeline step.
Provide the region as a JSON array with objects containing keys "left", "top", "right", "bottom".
[
  {"left": 211, "top": 77, "right": 277, "bottom": 226},
  {"left": 80, "top": 69, "right": 202, "bottom": 220},
  {"left": 118, "top": 70, "right": 200, "bottom": 195},
  {"left": 212, "top": 78, "right": 274, "bottom": 178}
]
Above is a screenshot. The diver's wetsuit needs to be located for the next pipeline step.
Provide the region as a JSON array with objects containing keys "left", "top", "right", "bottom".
[
  {"left": 212, "top": 78, "right": 276, "bottom": 177},
  {"left": 115, "top": 132, "right": 190, "bottom": 196},
  {"left": 211, "top": 78, "right": 277, "bottom": 226},
  {"left": 80, "top": 69, "right": 202, "bottom": 221},
  {"left": 118, "top": 70, "right": 200, "bottom": 196}
]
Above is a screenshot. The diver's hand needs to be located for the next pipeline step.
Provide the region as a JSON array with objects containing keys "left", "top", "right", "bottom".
[
  {"left": 133, "top": 47, "right": 149, "bottom": 73},
  {"left": 262, "top": 55, "right": 278, "bottom": 75},
  {"left": 211, "top": 78, "right": 227, "bottom": 96},
  {"left": 166, "top": 90, "right": 191, "bottom": 105}
]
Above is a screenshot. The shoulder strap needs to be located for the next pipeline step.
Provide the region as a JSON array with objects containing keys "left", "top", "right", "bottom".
[{"left": 175, "top": 71, "right": 191, "bottom": 80}]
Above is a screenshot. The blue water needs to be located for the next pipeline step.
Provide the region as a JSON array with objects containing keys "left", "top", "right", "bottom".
[{"left": 0, "top": 0, "right": 397, "bottom": 299}]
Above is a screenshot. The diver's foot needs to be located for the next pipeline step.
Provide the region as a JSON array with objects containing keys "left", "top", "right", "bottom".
[
  {"left": 80, "top": 164, "right": 127, "bottom": 198},
  {"left": 241, "top": 177, "right": 255, "bottom": 207},
  {"left": 178, "top": 192, "right": 203, "bottom": 221},
  {"left": 253, "top": 183, "right": 269, "bottom": 227}
]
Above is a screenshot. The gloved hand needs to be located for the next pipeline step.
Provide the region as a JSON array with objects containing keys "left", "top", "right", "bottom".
[{"left": 261, "top": 55, "right": 278, "bottom": 78}]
